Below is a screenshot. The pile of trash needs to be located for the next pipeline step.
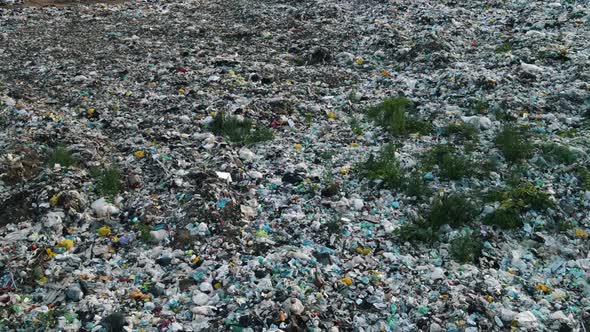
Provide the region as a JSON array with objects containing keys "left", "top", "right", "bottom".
[{"left": 1, "top": 0, "right": 589, "bottom": 330}]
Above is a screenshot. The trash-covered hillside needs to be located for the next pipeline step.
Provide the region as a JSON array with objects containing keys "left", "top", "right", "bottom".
[{"left": 0, "top": 0, "right": 589, "bottom": 330}]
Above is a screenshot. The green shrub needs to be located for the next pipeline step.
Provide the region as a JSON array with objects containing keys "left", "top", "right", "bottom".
[
  {"left": 495, "top": 125, "right": 533, "bottom": 162},
  {"left": 510, "top": 183, "right": 554, "bottom": 210},
  {"left": 403, "top": 172, "right": 431, "bottom": 199},
  {"left": 443, "top": 121, "right": 479, "bottom": 142},
  {"left": 209, "top": 112, "right": 273, "bottom": 145},
  {"left": 484, "top": 183, "right": 554, "bottom": 211},
  {"left": 450, "top": 235, "right": 483, "bottom": 263},
  {"left": 428, "top": 194, "right": 478, "bottom": 228},
  {"left": 483, "top": 207, "right": 522, "bottom": 229},
  {"left": 439, "top": 153, "right": 474, "bottom": 180},
  {"left": 357, "top": 144, "right": 403, "bottom": 189},
  {"left": 367, "top": 97, "right": 432, "bottom": 136},
  {"left": 541, "top": 143, "right": 579, "bottom": 165},
  {"left": 395, "top": 223, "right": 437, "bottom": 244},
  {"left": 47, "top": 146, "right": 77, "bottom": 168},
  {"left": 424, "top": 145, "right": 474, "bottom": 180},
  {"left": 91, "top": 166, "right": 122, "bottom": 198}
]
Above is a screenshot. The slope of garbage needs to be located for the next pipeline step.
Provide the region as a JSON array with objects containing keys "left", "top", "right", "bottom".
[{"left": 1, "top": 0, "right": 589, "bottom": 330}]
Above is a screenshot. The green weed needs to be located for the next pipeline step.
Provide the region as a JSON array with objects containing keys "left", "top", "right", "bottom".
[
  {"left": 450, "top": 235, "right": 483, "bottom": 263},
  {"left": 428, "top": 193, "right": 478, "bottom": 229},
  {"left": 484, "top": 183, "right": 554, "bottom": 211},
  {"left": 483, "top": 207, "right": 522, "bottom": 229},
  {"left": 541, "top": 143, "right": 579, "bottom": 165},
  {"left": 424, "top": 145, "right": 474, "bottom": 180},
  {"left": 91, "top": 166, "right": 122, "bottom": 198},
  {"left": 473, "top": 100, "right": 490, "bottom": 114},
  {"left": 443, "top": 121, "right": 479, "bottom": 142},
  {"left": 395, "top": 223, "right": 437, "bottom": 244},
  {"left": 495, "top": 43, "right": 513, "bottom": 53},
  {"left": 47, "top": 146, "right": 77, "bottom": 168},
  {"left": 357, "top": 144, "right": 403, "bottom": 189},
  {"left": 403, "top": 171, "right": 431, "bottom": 199},
  {"left": 367, "top": 97, "right": 432, "bottom": 136},
  {"left": 495, "top": 125, "right": 533, "bottom": 162},
  {"left": 350, "top": 117, "right": 364, "bottom": 136},
  {"left": 209, "top": 112, "right": 273, "bottom": 145},
  {"left": 578, "top": 167, "right": 590, "bottom": 191}
]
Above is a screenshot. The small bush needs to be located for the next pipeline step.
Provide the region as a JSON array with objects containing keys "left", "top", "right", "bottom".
[
  {"left": 541, "top": 143, "right": 579, "bottom": 165},
  {"left": 403, "top": 172, "right": 431, "bottom": 199},
  {"left": 210, "top": 112, "right": 273, "bottom": 145},
  {"left": 439, "top": 153, "right": 474, "bottom": 180},
  {"left": 357, "top": 144, "right": 403, "bottom": 189},
  {"left": 395, "top": 223, "right": 437, "bottom": 244},
  {"left": 424, "top": 145, "right": 474, "bottom": 180},
  {"left": 483, "top": 207, "right": 522, "bottom": 229},
  {"left": 91, "top": 166, "right": 122, "bottom": 198},
  {"left": 484, "top": 183, "right": 554, "bottom": 211},
  {"left": 47, "top": 146, "right": 77, "bottom": 168},
  {"left": 510, "top": 183, "right": 554, "bottom": 211},
  {"left": 367, "top": 97, "right": 432, "bottom": 136},
  {"left": 479, "top": 157, "right": 500, "bottom": 177},
  {"left": 495, "top": 125, "right": 533, "bottom": 162},
  {"left": 428, "top": 194, "right": 478, "bottom": 229},
  {"left": 450, "top": 235, "right": 483, "bottom": 263},
  {"left": 443, "top": 121, "right": 479, "bottom": 142}
]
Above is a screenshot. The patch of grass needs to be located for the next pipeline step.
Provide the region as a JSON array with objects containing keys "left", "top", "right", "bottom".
[
  {"left": 428, "top": 193, "right": 479, "bottom": 229},
  {"left": 495, "top": 42, "right": 513, "bottom": 53},
  {"left": 209, "top": 112, "right": 273, "bottom": 145},
  {"left": 541, "top": 143, "right": 579, "bottom": 165},
  {"left": 495, "top": 125, "right": 533, "bottom": 163},
  {"left": 367, "top": 97, "right": 433, "bottom": 136},
  {"left": 450, "top": 235, "right": 483, "bottom": 263},
  {"left": 91, "top": 166, "right": 123, "bottom": 198},
  {"left": 443, "top": 121, "right": 479, "bottom": 142},
  {"left": 47, "top": 146, "right": 77, "bottom": 168},
  {"left": 424, "top": 145, "right": 475, "bottom": 180},
  {"left": 357, "top": 144, "right": 403, "bottom": 189}
]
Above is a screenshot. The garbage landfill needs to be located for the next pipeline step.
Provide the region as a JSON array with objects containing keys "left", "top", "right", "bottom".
[{"left": 0, "top": 0, "right": 589, "bottom": 331}]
